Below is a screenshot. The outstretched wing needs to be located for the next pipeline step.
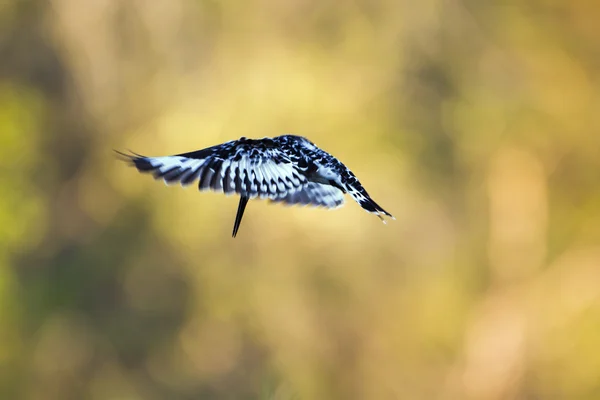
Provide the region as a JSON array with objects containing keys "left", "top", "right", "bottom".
[
  {"left": 119, "top": 137, "right": 309, "bottom": 199},
  {"left": 270, "top": 182, "right": 344, "bottom": 209}
]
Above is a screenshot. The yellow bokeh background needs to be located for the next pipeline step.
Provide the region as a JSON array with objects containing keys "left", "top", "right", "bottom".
[{"left": 1, "top": 1, "right": 600, "bottom": 399}]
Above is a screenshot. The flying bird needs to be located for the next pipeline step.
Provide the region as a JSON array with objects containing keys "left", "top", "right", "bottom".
[{"left": 117, "top": 135, "right": 394, "bottom": 237}]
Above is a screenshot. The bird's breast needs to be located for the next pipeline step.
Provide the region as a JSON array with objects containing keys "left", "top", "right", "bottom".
[{"left": 312, "top": 165, "right": 339, "bottom": 183}]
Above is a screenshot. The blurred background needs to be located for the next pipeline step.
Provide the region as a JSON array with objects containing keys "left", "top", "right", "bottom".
[{"left": 1, "top": 0, "right": 600, "bottom": 399}]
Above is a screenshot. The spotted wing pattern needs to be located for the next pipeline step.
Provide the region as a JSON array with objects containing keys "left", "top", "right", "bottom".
[
  {"left": 121, "top": 137, "right": 309, "bottom": 199},
  {"left": 270, "top": 182, "right": 344, "bottom": 209},
  {"left": 276, "top": 135, "right": 395, "bottom": 220}
]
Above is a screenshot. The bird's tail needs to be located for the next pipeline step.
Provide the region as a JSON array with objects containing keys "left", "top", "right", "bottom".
[{"left": 346, "top": 181, "right": 395, "bottom": 223}]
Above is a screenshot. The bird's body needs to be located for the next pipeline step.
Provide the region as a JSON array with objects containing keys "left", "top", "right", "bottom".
[{"left": 119, "top": 134, "right": 393, "bottom": 237}]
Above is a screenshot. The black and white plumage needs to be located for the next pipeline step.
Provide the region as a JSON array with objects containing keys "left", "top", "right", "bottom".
[{"left": 118, "top": 135, "right": 394, "bottom": 237}]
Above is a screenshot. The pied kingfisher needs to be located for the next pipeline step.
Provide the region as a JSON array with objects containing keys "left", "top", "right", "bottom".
[{"left": 118, "top": 135, "right": 394, "bottom": 237}]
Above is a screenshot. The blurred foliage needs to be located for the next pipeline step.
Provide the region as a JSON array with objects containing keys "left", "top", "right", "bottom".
[{"left": 1, "top": 0, "right": 600, "bottom": 399}]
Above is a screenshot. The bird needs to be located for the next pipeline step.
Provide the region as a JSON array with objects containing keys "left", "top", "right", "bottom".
[{"left": 117, "top": 134, "right": 394, "bottom": 237}]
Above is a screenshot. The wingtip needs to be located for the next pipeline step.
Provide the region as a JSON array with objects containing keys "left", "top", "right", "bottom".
[
  {"left": 113, "top": 149, "right": 132, "bottom": 161},
  {"left": 114, "top": 149, "right": 146, "bottom": 163}
]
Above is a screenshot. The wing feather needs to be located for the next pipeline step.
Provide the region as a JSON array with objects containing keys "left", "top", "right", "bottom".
[
  {"left": 271, "top": 182, "right": 345, "bottom": 209},
  {"left": 223, "top": 164, "right": 235, "bottom": 194},
  {"left": 123, "top": 137, "right": 309, "bottom": 199},
  {"left": 180, "top": 166, "right": 202, "bottom": 186}
]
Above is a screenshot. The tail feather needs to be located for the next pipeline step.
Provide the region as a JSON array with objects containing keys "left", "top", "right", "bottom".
[
  {"left": 346, "top": 182, "right": 394, "bottom": 221},
  {"left": 358, "top": 196, "right": 393, "bottom": 217}
]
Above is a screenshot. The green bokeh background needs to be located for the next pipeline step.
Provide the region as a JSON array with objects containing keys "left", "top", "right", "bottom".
[{"left": 1, "top": 1, "right": 600, "bottom": 399}]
